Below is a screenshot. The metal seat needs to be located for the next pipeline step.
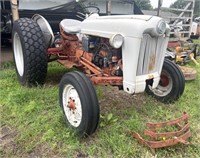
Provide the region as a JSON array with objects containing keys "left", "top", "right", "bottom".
[{"left": 60, "top": 19, "right": 81, "bottom": 34}]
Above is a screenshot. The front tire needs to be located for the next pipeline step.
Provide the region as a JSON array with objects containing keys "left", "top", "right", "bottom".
[
  {"left": 12, "top": 18, "right": 47, "bottom": 86},
  {"left": 59, "top": 71, "right": 99, "bottom": 137},
  {"left": 146, "top": 59, "right": 185, "bottom": 103}
]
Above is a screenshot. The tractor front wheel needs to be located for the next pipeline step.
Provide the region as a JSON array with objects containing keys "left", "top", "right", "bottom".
[
  {"left": 59, "top": 71, "right": 99, "bottom": 137},
  {"left": 146, "top": 59, "right": 185, "bottom": 103}
]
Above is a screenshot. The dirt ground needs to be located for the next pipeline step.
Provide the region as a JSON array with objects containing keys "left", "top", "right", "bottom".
[{"left": 0, "top": 45, "right": 13, "bottom": 64}]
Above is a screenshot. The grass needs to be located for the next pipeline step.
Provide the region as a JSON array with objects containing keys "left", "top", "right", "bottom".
[{"left": 1, "top": 42, "right": 200, "bottom": 157}]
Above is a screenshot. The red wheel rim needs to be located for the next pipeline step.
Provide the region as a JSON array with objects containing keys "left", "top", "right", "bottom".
[{"left": 160, "top": 74, "right": 170, "bottom": 87}]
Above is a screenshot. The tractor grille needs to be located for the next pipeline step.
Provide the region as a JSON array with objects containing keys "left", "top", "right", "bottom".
[{"left": 137, "top": 34, "right": 168, "bottom": 76}]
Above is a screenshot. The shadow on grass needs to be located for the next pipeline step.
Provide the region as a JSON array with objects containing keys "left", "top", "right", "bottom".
[
  {"left": 45, "top": 63, "right": 80, "bottom": 86},
  {"left": 45, "top": 69, "right": 66, "bottom": 85}
]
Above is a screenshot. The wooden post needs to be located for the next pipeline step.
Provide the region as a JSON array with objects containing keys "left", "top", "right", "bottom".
[
  {"left": 10, "top": 0, "right": 19, "bottom": 21},
  {"left": 188, "top": 0, "right": 195, "bottom": 37},
  {"left": 157, "top": 0, "right": 163, "bottom": 16},
  {"left": 107, "top": 0, "right": 111, "bottom": 15}
]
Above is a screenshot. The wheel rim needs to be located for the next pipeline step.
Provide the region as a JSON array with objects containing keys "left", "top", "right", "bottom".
[
  {"left": 150, "top": 71, "right": 172, "bottom": 97},
  {"left": 54, "top": 38, "right": 61, "bottom": 48},
  {"left": 13, "top": 32, "right": 24, "bottom": 77},
  {"left": 62, "top": 84, "right": 82, "bottom": 127}
]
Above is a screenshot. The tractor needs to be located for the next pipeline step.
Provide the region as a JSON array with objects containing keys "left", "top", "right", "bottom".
[{"left": 12, "top": 5, "right": 185, "bottom": 137}]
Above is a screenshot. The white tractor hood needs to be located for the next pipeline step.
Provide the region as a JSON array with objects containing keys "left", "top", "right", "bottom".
[{"left": 81, "top": 14, "right": 166, "bottom": 39}]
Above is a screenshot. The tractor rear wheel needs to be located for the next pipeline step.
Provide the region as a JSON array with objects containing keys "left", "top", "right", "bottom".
[
  {"left": 146, "top": 59, "right": 185, "bottom": 103},
  {"left": 12, "top": 18, "right": 47, "bottom": 86},
  {"left": 59, "top": 71, "right": 99, "bottom": 137}
]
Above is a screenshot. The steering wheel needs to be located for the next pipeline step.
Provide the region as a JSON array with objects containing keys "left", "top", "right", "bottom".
[
  {"left": 83, "top": 6, "right": 100, "bottom": 14},
  {"left": 76, "top": 6, "right": 100, "bottom": 20}
]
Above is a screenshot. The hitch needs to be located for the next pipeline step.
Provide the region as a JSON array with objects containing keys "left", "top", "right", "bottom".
[{"left": 132, "top": 112, "right": 190, "bottom": 155}]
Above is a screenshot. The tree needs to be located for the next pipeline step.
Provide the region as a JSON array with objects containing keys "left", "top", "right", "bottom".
[
  {"left": 134, "top": 0, "right": 153, "bottom": 10},
  {"left": 194, "top": 0, "right": 200, "bottom": 17},
  {"left": 170, "top": 0, "right": 200, "bottom": 17},
  {"left": 170, "top": 0, "right": 187, "bottom": 8}
]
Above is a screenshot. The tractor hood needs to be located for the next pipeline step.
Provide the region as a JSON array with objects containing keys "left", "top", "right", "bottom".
[
  {"left": 81, "top": 14, "right": 169, "bottom": 39},
  {"left": 87, "top": 14, "right": 152, "bottom": 21}
]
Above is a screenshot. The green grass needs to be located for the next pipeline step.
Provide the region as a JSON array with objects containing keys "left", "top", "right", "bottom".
[{"left": 1, "top": 51, "right": 200, "bottom": 157}]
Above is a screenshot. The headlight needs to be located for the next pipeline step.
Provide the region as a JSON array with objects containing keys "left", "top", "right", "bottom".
[
  {"left": 109, "top": 34, "right": 124, "bottom": 49},
  {"left": 157, "top": 20, "right": 167, "bottom": 35}
]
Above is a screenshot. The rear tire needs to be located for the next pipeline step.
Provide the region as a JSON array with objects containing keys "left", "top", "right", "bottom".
[
  {"left": 12, "top": 18, "right": 47, "bottom": 86},
  {"left": 59, "top": 71, "right": 99, "bottom": 137},
  {"left": 146, "top": 59, "right": 185, "bottom": 103}
]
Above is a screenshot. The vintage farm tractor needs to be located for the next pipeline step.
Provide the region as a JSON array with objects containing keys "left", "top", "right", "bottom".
[{"left": 12, "top": 8, "right": 185, "bottom": 136}]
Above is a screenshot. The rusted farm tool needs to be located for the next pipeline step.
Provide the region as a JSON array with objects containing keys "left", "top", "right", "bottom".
[
  {"left": 132, "top": 112, "right": 190, "bottom": 155},
  {"left": 168, "top": 39, "right": 200, "bottom": 66},
  {"left": 175, "top": 46, "right": 199, "bottom": 66},
  {"left": 179, "top": 66, "right": 197, "bottom": 80}
]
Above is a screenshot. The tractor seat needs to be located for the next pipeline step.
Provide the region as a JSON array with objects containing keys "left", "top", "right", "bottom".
[{"left": 60, "top": 19, "right": 81, "bottom": 34}]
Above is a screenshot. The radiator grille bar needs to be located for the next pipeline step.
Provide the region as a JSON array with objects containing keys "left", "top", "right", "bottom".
[{"left": 137, "top": 34, "right": 168, "bottom": 76}]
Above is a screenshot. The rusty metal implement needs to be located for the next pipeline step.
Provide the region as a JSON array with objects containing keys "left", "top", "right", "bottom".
[{"left": 132, "top": 112, "right": 190, "bottom": 155}]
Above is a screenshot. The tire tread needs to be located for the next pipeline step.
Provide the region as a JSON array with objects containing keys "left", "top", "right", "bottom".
[{"left": 13, "top": 18, "right": 47, "bottom": 86}]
